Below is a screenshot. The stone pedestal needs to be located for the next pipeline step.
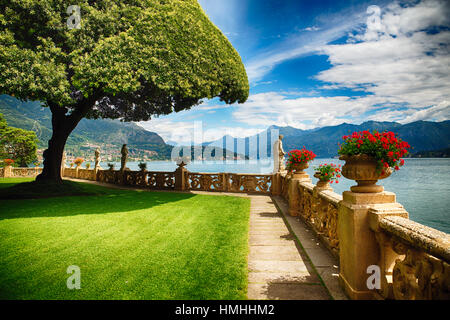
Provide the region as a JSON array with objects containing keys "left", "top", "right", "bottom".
[
  {"left": 338, "top": 191, "right": 408, "bottom": 300},
  {"left": 174, "top": 162, "right": 188, "bottom": 191},
  {"left": 288, "top": 172, "right": 311, "bottom": 216}
]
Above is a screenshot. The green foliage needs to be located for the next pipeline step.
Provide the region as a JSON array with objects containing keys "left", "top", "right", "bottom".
[
  {"left": 0, "top": 0, "right": 249, "bottom": 120},
  {"left": 0, "top": 113, "right": 38, "bottom": 166}
]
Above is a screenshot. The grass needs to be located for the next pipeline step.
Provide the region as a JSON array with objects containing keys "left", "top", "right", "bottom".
[
  {"left": 0, "top": 178, "right": 250, "bottom": 299},
  {"left": 0, "top": 178, "right": 111, "bottom": 199}
]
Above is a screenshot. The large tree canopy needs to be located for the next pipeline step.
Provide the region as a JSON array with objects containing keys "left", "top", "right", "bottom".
[{"left": 0, "top": 0, "right": 249, "bottom": 181}]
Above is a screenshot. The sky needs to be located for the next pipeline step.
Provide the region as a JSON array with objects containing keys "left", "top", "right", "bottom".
[{"left": 138, "top": 0, "right": 450, "bottom": 145}]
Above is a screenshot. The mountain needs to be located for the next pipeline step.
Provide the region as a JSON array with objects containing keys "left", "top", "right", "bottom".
[
  {"left": 206, "top": 120, "right": 450, "bottom": 158},
  {"left": 411, "top": 147, "right": 450, "bottom": 158},
  {"left": 0, "top": 95, "right": 173, "bottom": 161}
]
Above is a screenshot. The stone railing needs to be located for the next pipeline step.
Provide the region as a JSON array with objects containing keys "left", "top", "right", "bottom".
[
  {"left": 186, "top": 172, "right": 272, "bottom": 193},
  {"left": 280, "top": 173, "right": 341, "bottom": 257},
  {"left": 78, "top": 168, "right": 97, "bottom": 181},
  {"left": 0, "top": 166, "right": 42, "bottom": 178},
  {"left": 63, "top": 166, "right": 273, "bottom": 194},
  {"left": 63, "top": 167, "right": 77, "bottom": 179},
  {"left": 123, "top": 171, "right": 175, "bottom": 190},
  {"left": 280, "top": 167, "right": 450, "bottom": 300},
  {"left": 369, "top": 213, "right": 450, "bottom": 300}
]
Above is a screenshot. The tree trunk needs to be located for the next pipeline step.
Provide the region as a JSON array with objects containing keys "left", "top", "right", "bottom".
[{"left": 36, "top": 102, "right": 90, "bottom": 183}]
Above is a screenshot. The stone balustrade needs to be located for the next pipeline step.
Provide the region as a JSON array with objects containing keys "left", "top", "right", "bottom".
[
  {"left": 369, "top": 214, "right": 450, "bottom": 300},
  {"left": 61, "top": 167, "right": 274, "bottom": 194},
  {"left": 278, "top": 173, "right": 341, "bottom": 257},
  {"left": 186, "top": 172, "right": 272, "bottom": 193},
  {"left": 0, "top": 166, "right": 42, "bottom": 178},
  {"left": 279, "top": 169, "right": 450, "bottom": 300}
]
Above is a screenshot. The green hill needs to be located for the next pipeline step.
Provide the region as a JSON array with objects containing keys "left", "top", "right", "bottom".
[{"left": 0, "top": 95, "right": 173, "bottom": 161}]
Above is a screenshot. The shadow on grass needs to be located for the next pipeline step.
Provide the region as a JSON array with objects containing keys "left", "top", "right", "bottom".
[{"left": 0, "top": 179, "right": 197, "bottom": 220}]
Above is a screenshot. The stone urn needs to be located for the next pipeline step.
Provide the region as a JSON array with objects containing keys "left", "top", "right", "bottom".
[
  {"left": 313, "top": 172, "right": 332, "bottom": 190},
  {"left": 339, "top": 154, "right": 391, "bottom": 193},
  {"left": 289, "top": 162, "right": 309, "bottom": 179}
]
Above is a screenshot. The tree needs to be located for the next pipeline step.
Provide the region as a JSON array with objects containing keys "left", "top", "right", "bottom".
[
  {"left": 0, "top": 0, "right": 249, "bottom": 182},
  {"left": 0, "top": 113, "right": 38, "bottom": 167}
]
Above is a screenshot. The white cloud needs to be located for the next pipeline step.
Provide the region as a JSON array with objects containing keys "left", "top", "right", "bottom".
[
  {"left": 304, "top": 26, "right": 320, "bottom": 32},
  {"left": 399, "top": 101, "right": 450, "bottom": 123},
  {"left": 232, "top": 92, "right": 383, "bottom": 128},
  {"left": 317, "top": 0, "right": 450, "bottom": 110},
  {"left": 137, "top": 118, "right": 264, "bottom": 145},
  {"left": 234, "top": 0, "right": 450, "bottom": 130}
]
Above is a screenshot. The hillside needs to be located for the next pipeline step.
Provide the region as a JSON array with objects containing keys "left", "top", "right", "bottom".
[
  {"left": 206, "top": 120, "right": 450, "bottom": 158},
  {"left": 0, "top": 95, "right": 173, "bottom": 161}
]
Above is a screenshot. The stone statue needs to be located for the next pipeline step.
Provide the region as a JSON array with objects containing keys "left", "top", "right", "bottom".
[
  {"left": 94, "top": 148, "right": 100, "bottom": 169},
  {"left": 120, "top": 144, "right": 128, "bottom": 172},
  {"left": 273, "top": 134, "right": 286, "bottom": 173}
]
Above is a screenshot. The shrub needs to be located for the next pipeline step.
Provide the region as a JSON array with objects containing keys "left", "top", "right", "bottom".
[
  {"left": 3, "top": 159, "right": 14, "bottom": 166},
  {"left": 107, "top": 163, "right": 114, "bottom": 171},
  {"left": 85, "top": 163, "right": 91, "bottom": 169}
]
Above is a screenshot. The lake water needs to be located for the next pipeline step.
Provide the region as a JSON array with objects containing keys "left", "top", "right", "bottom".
[{"left": 91, "top": 158, "right": 450, "bottom": 234}]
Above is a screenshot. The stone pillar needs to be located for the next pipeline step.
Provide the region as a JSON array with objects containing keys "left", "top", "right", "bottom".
[
  {"left": 174, "top": 161, "right": 188, "bottom": 191},
  {"left": 4, "top": 165, "right": 12, "bottom": 178},
  {"left": 288, "top": 171, "right": 311, "bottom": 216},
  {"left": 271, "top": 172, "right": 282, "bottom": 196},
  {"left": 338, "top": 191, "right": 408, "bottom": 300}
]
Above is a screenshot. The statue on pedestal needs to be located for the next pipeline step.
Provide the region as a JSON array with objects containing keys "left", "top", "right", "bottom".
[
  {"left": 120, "top": 144, "right": 128, "bottom": 172},
  {"left": 273, "top": 134, "right": 286, "bottom": 173},
  {"left": 94, "top": 148, "right": 100, "bottom": 169}
]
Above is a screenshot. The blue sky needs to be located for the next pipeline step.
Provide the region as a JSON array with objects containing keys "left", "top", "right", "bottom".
[{"left": 139, "top": 0, "right": 450, "bottom": 144}]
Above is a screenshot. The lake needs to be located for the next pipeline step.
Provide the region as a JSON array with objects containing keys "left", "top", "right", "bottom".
[{"left": 92, "top": 158, "right": 450, "bottom": 234}]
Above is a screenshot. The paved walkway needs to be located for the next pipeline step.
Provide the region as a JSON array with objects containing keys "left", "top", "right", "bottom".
[
  {"left": 66, "top": 178, "right": 347, "bottom": 300},
  {"left": 247, "top": 195, "right": 346, "bottom": 300}
]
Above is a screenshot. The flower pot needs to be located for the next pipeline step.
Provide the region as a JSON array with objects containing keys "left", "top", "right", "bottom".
[
  {"left": 313, "top": 173, "right": 332, "bottom": 190},
  {"left": 290, "top": 162, "right": 309, "bottom": 179},
  {"left": 339, "top": 154, "right": 391, "bottom": 193}
]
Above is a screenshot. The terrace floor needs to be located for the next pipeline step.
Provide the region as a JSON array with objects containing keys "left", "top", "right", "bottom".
[{"left": 66, "top": 178, "right": 347, "bottom": 300}]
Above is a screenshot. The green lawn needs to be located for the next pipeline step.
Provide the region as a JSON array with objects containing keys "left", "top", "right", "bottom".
[{"left": 0, "top": 178, "right": 250, "bottom": 299}]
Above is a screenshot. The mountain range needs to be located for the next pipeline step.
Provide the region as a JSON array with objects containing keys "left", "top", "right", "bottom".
[
  {"left": 0, "top": 95, "right": 172, "bottom": 160},
  {"left": 206, "top": 120, "right": 450, "bottom": 158},
  {"left": 1, "top": 95, "right": 449, "bottom": 160}
]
